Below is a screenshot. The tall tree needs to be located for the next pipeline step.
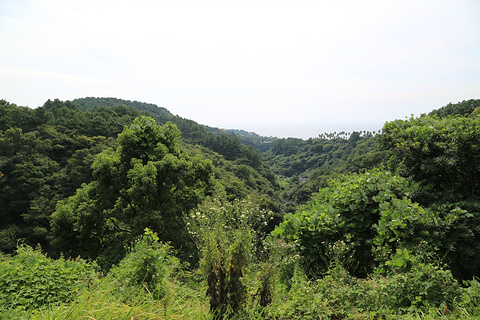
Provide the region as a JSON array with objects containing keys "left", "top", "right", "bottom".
[
  {"left": 380, "top": 114, "right": 480, "bottom": 279},
  {"left": 380, "top": 115, "right": 480, "bottom": 204},
  {"left": 51, "top": 116, "right": 215, "bottom": 267}
]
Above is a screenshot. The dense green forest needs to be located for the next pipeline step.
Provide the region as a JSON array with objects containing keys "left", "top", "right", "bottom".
[
  {"left": 2, "top": 97, "right": 480, "bottom": 319},
  {"left": 0, "top": 98, "right": 280, "bottom": 256}
]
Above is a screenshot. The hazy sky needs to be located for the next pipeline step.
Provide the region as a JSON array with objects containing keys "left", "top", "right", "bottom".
[{"left": 1, "top": 0, "right": 479, "bottom": 138}]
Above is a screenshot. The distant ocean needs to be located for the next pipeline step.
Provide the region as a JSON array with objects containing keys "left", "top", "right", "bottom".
[{"left": 229, "top": 121, "right": 386, "bottom": 139}]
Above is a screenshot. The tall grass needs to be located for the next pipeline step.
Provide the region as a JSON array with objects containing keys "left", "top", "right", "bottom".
[
  {"left": 2, "top": 268, "right": 479, "bottom": 319},
  {"left": 1, "top": 275, "right": 210, "bottom": 320},
  {"left": 2, "top": 236, "right": 480, "bottom": 319}
]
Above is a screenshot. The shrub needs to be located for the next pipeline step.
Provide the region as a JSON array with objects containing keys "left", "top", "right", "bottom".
[
  {"left": 381, "top": 260, "right": 461, "bottom": 312},
  {"left": 0, "top": 244, "right": 97, "bottom": 310},
  {"left": 457, "top": 278, "right": 480, "bottom": 316},
  {"left": 186, "top": 192, "right": 273, "bottom": 319},
  {"left": 272, "top": 169, "right": 438, "bottom": 278},
  {"left": 108, "top": 228, "right": 180, "bottom": 301}
]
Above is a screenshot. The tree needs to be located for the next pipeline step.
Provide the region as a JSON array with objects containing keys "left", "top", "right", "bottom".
[
  {"left": 51, "top": 116, "right": 215, "bottom": 268},
  {"left": 380, "top": 115, "right": 480, "bottom": 204},
  {"left": 380, "top": 114, "right": 480, "bottom": 279},
  {"left": 272, "top": 169, "right": 437, "bottom": 278},
  {"left": 429, "top": 99, "right": 480, "bottom": 118}
]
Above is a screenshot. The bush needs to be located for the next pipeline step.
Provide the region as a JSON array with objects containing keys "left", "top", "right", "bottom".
[
  {"left": 108, "top": 228, "right": 180, "bottom": 301},
  {"left": 186, "top": 192, "right": 274, "bottom": 319},
  {"left": 0, "top": 244, "right": 97, "bottom": 310},
  {"left": 380, "top": 260, "right": 461, "bottom": 312},
  {"left": 272, "top": 169, "right": 437, "bottom": 278},
  {"left": 457, "top": 278, "right": 480, "bottom": 316}
]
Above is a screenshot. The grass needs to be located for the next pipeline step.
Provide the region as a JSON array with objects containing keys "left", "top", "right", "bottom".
[
  {"left": 1, "top": 276, "right": 210, "bottom": 320},
  {"left": 1, "top": 275, "right": 478, "bottom": 320},
  {"left": 2, "top": 242, "right": 480, "bottom": 319}
]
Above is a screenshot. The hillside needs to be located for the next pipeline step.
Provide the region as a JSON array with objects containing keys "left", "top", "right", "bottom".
[
  {"left": 3, "top": 97, "right": 478, "bottom": 255},
  {"left": 73, "top": 97, "right": 277, "bottom": 151},
  {"left": 0, "top": 98, "right": 281, "bottom": 256},
  {"left": 71, "top": 97, "right": 390, "bottom": 209},
  {"left": 3, "top": 98, "right": 480, "bottom": 319}
]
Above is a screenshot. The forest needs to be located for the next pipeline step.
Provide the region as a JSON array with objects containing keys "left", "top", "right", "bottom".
[{"left": 1, "top": 97, "right": 480, "bottom": 319}]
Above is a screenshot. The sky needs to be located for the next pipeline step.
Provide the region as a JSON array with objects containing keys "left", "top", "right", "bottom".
[{"left": 1, "top": 0, "right": 479, "bottom": 139}]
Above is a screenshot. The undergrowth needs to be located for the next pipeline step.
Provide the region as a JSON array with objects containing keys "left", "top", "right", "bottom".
[{"left": 2, "top": 236, "right": 480, "bottom": 319}]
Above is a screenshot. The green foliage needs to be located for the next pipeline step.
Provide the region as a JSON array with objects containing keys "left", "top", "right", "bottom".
[
  {"left": 261, "top": 259, "right": 463, "bottom": 319},
  {"left": 0, "top": 99, "right": 131, "bottom": 253},
  {"left": 51, "top": 116, "right": 215, "bottom": 268},
  {"left": 109, "top": 228, "right": 180, "bottom": 301},
  {"left": 0, "top": 262, "right": 207, "bottom": 319},
  {"left": 272, "top": 169, "right": 437, "bottom": 277},
  {"left": 266, "top": 266, "right": 330, "bottom": 319},
  {"left": 0, "top": 100, "right": 43, "bottom": 131},
  {"left": 43, "top": 98, "right": 142, "bottom": 137},
  {"left": 0, "top": 222, "right": 479, "bottom": 319},
  {"left": 381, "top": 114, "right": 480, "bottom": 204},
  {"left": 186, "top": 191, "right": 274, "bottom": 318},
  {"left": 5, "top": 96, "right": 480, "bottom": 318},
  {"left": 263, "top": 133, "right": 388, "bottom": 210},
  {"left": 224, "top": 128, "right": 276, "bottom": 152},
  {"left": 381, "top": 113, "right": 480, "bottom": 279},
  {"left": 436, "top": 203, "right": 480, "bottom": 280},
  {"left": 429, "top": 99, "right": 480, "bottom": 118},
  {"left": 383, "top": 259, "right": 461, "bottom": 312},
  {"left": 458, "top": 278, "right": 480, "bottom": 316},
  {"left": 72, "top": 97, "right": 281, "bottom": 213},
  {"left": 50, "top": 181, "right": 108, "bottom": 261},
  {"left": 0, "top": 244, "right": 97, "bottom": 310},
  {"left": 0, "top": 97, "right": 282, "bottom": 259}
]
